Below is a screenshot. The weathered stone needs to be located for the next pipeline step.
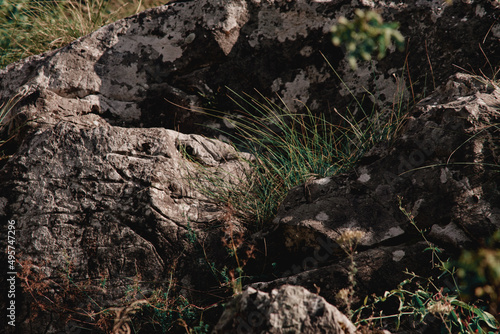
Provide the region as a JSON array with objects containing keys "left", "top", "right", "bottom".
[
  {"left": 1, "top": 0, "right": 498, "bottom": 138},
  {"left": 213, "top": 284, "right": 358, "bottom": 334},
  {"left": 255, "top": 74, "right": 500, "bottom": 330},
  {"left": 248, "top": 241, "right": 432, "bottom": 314},
  {"left": 0, "top": 114, "right": 251, "bottom": 331},
  {"left": 273, "top": 73, "right": 500, "bottom": 251}
]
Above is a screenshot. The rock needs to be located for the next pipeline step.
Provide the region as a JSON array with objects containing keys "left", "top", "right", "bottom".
[
  {"left": 213, "top": 284, "right": 358, "bottom": 334},
  {"left": 273, "top": 73, "right": 500, "bottom": 248},
  {"left": 0, "top": 113, "right": 252, "bottom": 331},
  {"left": 1, "top": 0, "right": 498, "bottom": 138},
  {"left": 248, "top": 241, "right": 432, "bottom": 309},
  {"left": 261, "top": 73, "right": 500, "bottom": 324}
]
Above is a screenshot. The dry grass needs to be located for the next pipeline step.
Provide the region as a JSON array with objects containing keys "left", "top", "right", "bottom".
[{"left": 0, "top": 0, "right": 167, "bottom": 68}]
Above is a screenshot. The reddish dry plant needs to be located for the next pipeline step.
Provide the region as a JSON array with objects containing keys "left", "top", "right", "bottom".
[{"left": 17, "top": 257, "right": 111, "bottom": 332}]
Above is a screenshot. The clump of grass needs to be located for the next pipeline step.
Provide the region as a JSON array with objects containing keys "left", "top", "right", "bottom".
[
  {"left": 222, "top": 91, "right": 357, "bottom": 225},
  {"left": 0, "top": 0, "right": 167, "bottom": 68},
  {"left": 195, "top": 69, "right": 408, "bottom": 227},
  {"left": 181, "top": 57, "right": 410, "bottom": 229}
]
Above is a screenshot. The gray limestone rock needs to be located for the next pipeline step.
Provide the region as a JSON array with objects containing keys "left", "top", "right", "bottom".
[
  {"left": 1, "top": 0, "right": 498, "bottom": 137},
  {"left": 0, "top": 108, "right": 252, "bottom": 331},
  {"left": 274, "top": 73, "right": 500, "bottom": 251},
  {"left": 213, "top": 284, "right": 358, "bottom": 334}
]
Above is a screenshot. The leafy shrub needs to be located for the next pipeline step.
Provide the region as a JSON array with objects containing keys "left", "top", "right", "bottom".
[
  {"left": 331, "top": 9, "right": 405, "bottom": 69},
  {"left": 455, "top": 230, "right": 500, "bottom": 323}
]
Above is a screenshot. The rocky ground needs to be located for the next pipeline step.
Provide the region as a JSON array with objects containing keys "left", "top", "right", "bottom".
[{"left": 0, "top": 0, "right": 499, "bottom": 333}]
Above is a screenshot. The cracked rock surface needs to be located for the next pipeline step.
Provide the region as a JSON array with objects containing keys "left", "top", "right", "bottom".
[
  {"left": 1, "top": 0, "right": 498, "bottom": 135},
  {"left": 0, "top": 91, "right": 252, "bottom": 332}
]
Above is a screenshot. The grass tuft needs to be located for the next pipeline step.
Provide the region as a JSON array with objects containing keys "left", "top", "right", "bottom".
[{"left": 186, "top": 62, "right": 409, "bottom": 228}]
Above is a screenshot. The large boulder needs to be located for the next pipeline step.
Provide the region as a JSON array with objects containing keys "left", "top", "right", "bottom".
[
  {"left": 0, "top": 0, "right": 498, "bottom": 137},
  {"left": 273, "top": 73, "right": 500, "bottom": 251},
  {"left": 0, "top": 98, "right": 252, "bottom": 332}
]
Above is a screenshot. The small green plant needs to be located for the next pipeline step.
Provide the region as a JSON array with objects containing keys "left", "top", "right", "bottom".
[
  {"left": 112, "top": 270, "right": 211, "bottom": 334},
  {"left": 355, "top": 271, "right": 498, "bottom": 333},
  {"left": 186, "top": 219, "right": 198, "bottom": 245},
  {"left": 352, "top": 198, "right": 499, "bottom": 333},
  {"left": 219, "top": 220, "right": 256, "bottom": 295},
  {"left": 200, "top": 219, "right": 255, "bottom": 296},
  {"left": 130, "top": 294, "right": 209, "bottom": 334},
  {"left": 331, "top": 9, "right": 405, "bottom": 69}
]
